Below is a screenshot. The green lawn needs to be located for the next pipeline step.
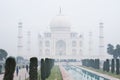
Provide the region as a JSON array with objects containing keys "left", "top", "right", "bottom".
[
  {"left": 26, "top": 65, "right": 62, "bottom": 80},
  {"left": 46, "top": 66, "right": 62, "bottom": 80},
  {"left": 81, "top": 66, "right": 120, "bottom": 79}
]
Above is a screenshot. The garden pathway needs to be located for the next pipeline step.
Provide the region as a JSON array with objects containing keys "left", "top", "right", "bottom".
[{"left": 59, "top": 65, "right": 74, "bottom": 80}]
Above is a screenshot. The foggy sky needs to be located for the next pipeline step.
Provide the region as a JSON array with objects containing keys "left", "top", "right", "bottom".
[{"left": 0, "top": 0, "right": 120, "bottom": 58}]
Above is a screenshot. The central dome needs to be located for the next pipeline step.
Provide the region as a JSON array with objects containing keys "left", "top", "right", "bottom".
[{"left": 50, "top": 15, "right": 71, "bottom": 27}]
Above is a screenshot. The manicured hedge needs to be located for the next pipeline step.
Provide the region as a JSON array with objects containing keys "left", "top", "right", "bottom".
[
  {"left": 116, "top": 59, "right": 120, "bottom": 74},
  {"left": 111, "top": 59, "right": 115, "bottom": 73},
  {"left": 41, "top": 58, "right": 54, "bottom": 80},
  {"left": 29, "top": 57, "right": 38, "bottom": 80},
  {"left": 3, "top": 57, "right": 16, "bottom": 80}
]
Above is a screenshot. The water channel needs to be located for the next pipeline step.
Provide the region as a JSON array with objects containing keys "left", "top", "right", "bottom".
[{"left": 63, "top": 65, "right": 110, "bottom": 80}]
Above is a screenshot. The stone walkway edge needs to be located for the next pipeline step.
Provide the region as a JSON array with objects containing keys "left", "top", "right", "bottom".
[{"left": 59, "top": 65, "right": 74, "bottom": 80}]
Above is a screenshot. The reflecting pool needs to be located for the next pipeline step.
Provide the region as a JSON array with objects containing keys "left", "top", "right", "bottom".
[{"left": 63, "top": 65, "right": 109, "bottom": 80}]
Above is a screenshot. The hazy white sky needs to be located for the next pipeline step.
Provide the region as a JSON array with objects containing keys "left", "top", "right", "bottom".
[{"left": 0, "top": 0, "right": 120, "bottom": 58}]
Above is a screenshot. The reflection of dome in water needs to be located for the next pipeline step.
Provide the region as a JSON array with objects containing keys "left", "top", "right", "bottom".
[{"left": 50, "top": 15, "right": 71, "bottom": 27}]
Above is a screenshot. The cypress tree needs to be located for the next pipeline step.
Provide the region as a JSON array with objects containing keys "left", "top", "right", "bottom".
[
  {"left": 45, "top": 58, "right": 50, "bottom": 78},
  {"left": 106, "top": 59, "right": 110, "bottom": 72},
  {"left": 111, "top": 59, "right": 115, "bottom": 73},
  {"left": 41, "top": 59, "right": 46, "bottom": 80},
  {"left": 95, "top": 59, "right": 100, "bottom": 69},
  {"left": 103, "top": 61, "right": 106, "bottom": 71},
  {"left": 3, "top": 57, "right": 16, "bottom": 80},
  {"left": 116, "top": 59, "right": 120, "bottom": 74},
  {"left": 29, "top": 57, "right": 38, "bottom": 80}
]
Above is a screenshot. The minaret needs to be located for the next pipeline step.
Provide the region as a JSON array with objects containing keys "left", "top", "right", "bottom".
[
  {"left": 27, "top": 31, "right": 31, "bottom": 56},
  {"left": 38, "top": 34, "right": 43, "bottom": 58},
  {"left": 17, "top": 22, "right": 23, "bottom": 57},
  {"left": 79, "top": 34, "right": 83, "bottom": 56},
  {"left": 99, "top": 22, "right": 105, "bottom": 58},
  {"left": 88, "top": 32, "right": 92, "bottom": 58}
]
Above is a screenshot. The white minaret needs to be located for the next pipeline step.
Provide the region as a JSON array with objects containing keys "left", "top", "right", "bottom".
[
  {"left": 79, "top": 34, "right": 84, "bottom": 56},
  {"left": 38, "top": 34, "right": 43, "bottom": 58},
  {"left": 99, "top": 22, "right": 105, "bottom": 58},
  {"left": 17, "top": 22, "right": 23, "bottom": 57},
  {"left": 88, "top": 32, "right": 92, "bottom": 58},
  {"left": 27, "top": 31, "right": 31, "bottom": 56}
]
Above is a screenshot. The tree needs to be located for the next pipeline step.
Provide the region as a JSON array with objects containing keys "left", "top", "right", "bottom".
[
  {"left": 116, "top": 59, "right": 120, "bottom": 74},
  {"left": 41, "top": 59, "right": 46, "bottom": 80},
  {"left": 103, "top": 61, "right": 106, "bottom": 71},
  {"left": 29, "top": 57, "right": 38, "bottom": 80},
  {"left": 107, "top": 44, "right": 114, "bottom": 55},
  {"left": 114, "top": 44, "right": 120, "bottom": 58},
  {"left": 95, "top": 59, "right": 100, "bottom": 69},
  {"left": 3, "top": 57, "right": 16, "bottom": 80},
  {"left": 107, "top": 44, "right": 120, "bottom": 59},
  {"left": 45, "top": 58, "right": 50, "bottom": 78},
  {"left": 111, "top": 59, "right": 115, "bottom": 73},
  {"left": 106, "top": 59, "right": 110, "bottom": 72},
  {"left": 0, "top": 49, "right": 8, "bottom": 60}
]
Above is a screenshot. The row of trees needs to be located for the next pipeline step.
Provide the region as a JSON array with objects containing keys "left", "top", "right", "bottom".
[
  {"left": 107, "top": 44, "right": 120, "bottom": 59},
  {"left": 41, "top": 58, "right": 54, "bottom": 80},
  {"left": 3, "top": 57, "right": 54, "bottom": 80},
  {"left": 81, "top": 59, "right": 100, "bottom": 69},
  {"left": 82, "top": 58, "right": 120, "bottom": 75},
  {"left": 103, "top": 59, "right": 120, "bottom": 74}
]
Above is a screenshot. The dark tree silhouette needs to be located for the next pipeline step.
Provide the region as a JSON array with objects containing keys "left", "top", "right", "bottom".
[
  {"left": 29, "top": 57, "right": 38, "bottom": 80},
  {"left": 114, "top": 44, "right": 120, "bottom": 58},
  {"left": 41, "top": 59, "right": 46, "bottom": 80},
  {"left": 107, "top": 44, "right": 114, "bottom": 55},
  {"left": 3, "top": 57, "right": 16, "bottom": 80},
  {"left": 106, "top": 59, "right": 110, "bottom": 72},
  {"left": 103, "top": 61, "right": 106, "bottom": 71},
  {"left": 116, "top": 59, "right": 120, "bottom": 74},
  {"left": 107, "top": 44, "right": 120, "bottom": 59},
  {"left": 111, "top": 59, "right": 115, "bottom": 73}
]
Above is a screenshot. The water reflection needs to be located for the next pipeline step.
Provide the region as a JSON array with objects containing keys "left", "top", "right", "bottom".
[{"left": 63, "top": 65, "right": 109, "bottom": 80}]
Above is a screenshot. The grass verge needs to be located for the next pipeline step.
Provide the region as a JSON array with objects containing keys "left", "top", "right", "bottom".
[{"left": 46, "top": 65, "right": 62, "bottom": 80}]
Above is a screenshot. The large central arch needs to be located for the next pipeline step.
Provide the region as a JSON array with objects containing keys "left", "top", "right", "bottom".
[{"left": 56, "top": 40, "right": 66, "bottom": 56}]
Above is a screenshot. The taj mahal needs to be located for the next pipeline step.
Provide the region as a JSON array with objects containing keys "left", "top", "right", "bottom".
[{"left": 38, "top": 13, "right": 84, "bottom": 59}]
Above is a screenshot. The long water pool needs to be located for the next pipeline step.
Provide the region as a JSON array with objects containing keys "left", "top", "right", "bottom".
[{"left": 63, "top": 65, "right": 109, "bottom": 80}]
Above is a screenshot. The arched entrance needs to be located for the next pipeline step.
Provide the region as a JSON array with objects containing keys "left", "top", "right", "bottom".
[{"left": 56, "top": 40, "right": 66, "bottom": 56}]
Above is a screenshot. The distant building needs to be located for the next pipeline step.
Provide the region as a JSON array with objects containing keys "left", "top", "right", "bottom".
[{"left": 38, "top": 13, "right": 83, "bottom": 58}]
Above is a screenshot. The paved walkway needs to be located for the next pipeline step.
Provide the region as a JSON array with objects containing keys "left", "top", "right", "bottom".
[
  {"left": 59, "top": 65, "right": 74, "bottom": 80},
  {"left": 0, "top": 68, "right": 29, "bottom": 80}
]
